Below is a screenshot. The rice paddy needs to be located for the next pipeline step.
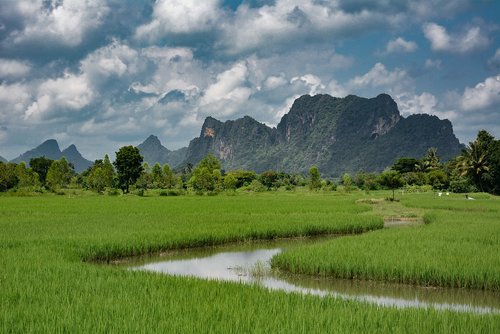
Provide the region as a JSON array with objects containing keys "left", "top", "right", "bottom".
[{"left": 1, "top": 191, "right": 499, "bottom": 332}]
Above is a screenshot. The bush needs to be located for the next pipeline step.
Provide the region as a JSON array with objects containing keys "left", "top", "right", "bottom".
[
  {"left": 159, "top": 189, "right": 181, "bottom": 196},
  {"left": 107, "top": 189, "right": 121, "bottom": 196}
]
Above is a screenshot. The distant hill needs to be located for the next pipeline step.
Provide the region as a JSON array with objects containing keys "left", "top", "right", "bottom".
[
  {"left": 0, "top": 155, "right": 6, "bottom": 163},
  {"left": 11, "top": 139, "right": 92, "bottom": 173},
  {"left": 183, "top": 93, "right": 464, "bottom": 176},
  {"left": 137, "top": 135, "right": 187, "bottom": 167}
]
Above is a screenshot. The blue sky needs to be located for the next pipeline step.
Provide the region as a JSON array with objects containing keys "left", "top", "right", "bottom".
[{"left": 0, "top": 0, "right": 499, "bottom": 160}]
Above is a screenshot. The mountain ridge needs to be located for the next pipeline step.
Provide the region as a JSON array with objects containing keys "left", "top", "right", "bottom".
[
  {"left": 11, "top": 140, "right": 92, "bottom": 173},
  {"left": 182, "top": 93, "right": 463, "bottom": 176}
]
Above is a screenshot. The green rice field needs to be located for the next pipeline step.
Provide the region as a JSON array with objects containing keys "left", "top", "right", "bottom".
[{"left": 0, "top": 191, "right": 499, "bottom": 332}]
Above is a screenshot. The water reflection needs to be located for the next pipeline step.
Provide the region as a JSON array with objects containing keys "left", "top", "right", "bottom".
[{"left": 129, "top": 241, "right": 500, "bottom": 315}]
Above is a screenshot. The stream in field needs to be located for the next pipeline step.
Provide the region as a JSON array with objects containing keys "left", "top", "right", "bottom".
[{"left": 126, "top": 236, "right": 500, "bottom": 315}]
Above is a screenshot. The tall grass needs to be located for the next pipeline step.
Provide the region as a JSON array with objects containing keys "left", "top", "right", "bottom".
[
  {"left": 272, "top": 193, "right": 500, "bottom": 291},
  {"left": 0, "top": 192, "right": 498, "bottom": 332}
]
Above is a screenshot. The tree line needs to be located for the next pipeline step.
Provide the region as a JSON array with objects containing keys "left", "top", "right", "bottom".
[{"left": 1, "top": 130, "right": 498, "bottom": 196}]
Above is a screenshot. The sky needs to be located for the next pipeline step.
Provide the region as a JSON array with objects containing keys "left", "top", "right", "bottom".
[{"left": 0, "top": 0, "right": 499, "bottom": 161}]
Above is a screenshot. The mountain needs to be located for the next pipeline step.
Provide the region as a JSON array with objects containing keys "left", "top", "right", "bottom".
[
  {"left": 137, "top": 135, "right": 187, "bottom": 167},
  {"left": 11, "top": 139, "right": 92, "bottom": 173},
  {"left": 61, "top": 144, "right": 93, "bottom": 173},
  {"left": 0, "top": 155, "right": 6, "bottom": 163},
  {"left": 184, "top": 93, "right": 463, "bottom": 176}
]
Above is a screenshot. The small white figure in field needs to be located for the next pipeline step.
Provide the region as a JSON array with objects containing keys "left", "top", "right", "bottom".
[
  {"left": 446, "top": 192, "right": 450, "bottom": 196},
  {"left": 438, "top": 192, "right": 442, "bottom": 196},
  {"left": 465, "top": 194, "right": 475, "bottom": 200}
]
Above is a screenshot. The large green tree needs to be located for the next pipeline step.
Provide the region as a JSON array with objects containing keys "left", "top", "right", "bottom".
[
  {"left": 29, "top": 156, "right": 53, "bottom": 185},
  {"left": 457, "top": 130, "right": 499, "bottom": 194},
  {"left": 113, "top": 146, "right": 144, "bottom": 193},
  {"left": 46, "top": 158, "right": 74, "bottom": 190}
]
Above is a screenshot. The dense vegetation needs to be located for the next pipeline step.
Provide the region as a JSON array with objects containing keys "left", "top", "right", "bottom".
[{"left": 1, "top": 193, "right": 498, "bottom": 332}]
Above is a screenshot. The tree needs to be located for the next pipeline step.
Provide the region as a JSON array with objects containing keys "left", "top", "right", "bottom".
[
  {"left": 308, "top": 166, "right": 321, "bottom": 191},
  {"left": 223, "top": 173, "right": 238, "bottom": 191},
  {"left": 46, "top": 158, "right": 74, "bottom": 190},
  {"left": 457, "top": 139, "right": 489, "bottom": 192},
  {"left": 0, "top": 162, "right": 18, "bottom": 191},
  {"left": 378, "top": 171, "right": 403, "bottom": 201},
  {"left": 16, "top": 162, "right": 40, "bottom": 189},
  {"left": 197, "top": 154, "right": 221, "bottom": 173},
  {"left": 113, "top": 146, "right": 144, "bottom": 193},
  {"left": 162, "top": 164, "right": 177, "bottom": 189},
  {"left": 260, "top": 170, "right": 279, "bottom": 190},
  {"left": 341, "top": 173, "right": 352, "bottom": 193},
  {"left": 29, "top": 156, "right": 53, "bottom": 185},
  {"left": 188, "top": 154, "right": 222, "bottom": 192},
  {"left": 392, "top": 157, "right": 418, "bottom": 174},
  {"left": 87, "top": 155, "right": 115, "bottom": 193}
]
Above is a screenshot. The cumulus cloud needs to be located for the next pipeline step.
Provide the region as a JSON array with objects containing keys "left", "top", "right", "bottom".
[
  {"left": 384, "top": 37, "right": 418, "bottom": 53},
  {"left": 395, "top": 92, "right": 458, "bottom": 120},
  {"left": 135, "top": 0, "right": 221, "bottom": 42},
  {"left": 0, "top": 58, "right": 31, "bottom": 78},
  {"left": 6, "top": 0, "right": 109, "bottom": 47},
  {"left": 24, "top": 72, "right": 93, "bottom": 121},
  {"left": 461, "top": 75, "right": 500, "bottom": 111},
  {"left": 218, "top": 0, "right": 401, "bottom": 55},
  {"left": 423, "top": 22, "right": 489, "bottom": 53},
  {"left": 348, "top": 63, "right": 410, "bottom": 89}
]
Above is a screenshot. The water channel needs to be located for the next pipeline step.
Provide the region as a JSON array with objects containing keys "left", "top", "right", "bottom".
[{"left": 124, "top": 236, "right": 500, "bottom": 315}]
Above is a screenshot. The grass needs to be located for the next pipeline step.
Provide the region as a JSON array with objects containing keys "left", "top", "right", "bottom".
[
  {"left": 0, "top": 191, "right": 499, "bottom": 332},
  {"left": 272, "top": 192, "right": 500, "bottom": 290}
]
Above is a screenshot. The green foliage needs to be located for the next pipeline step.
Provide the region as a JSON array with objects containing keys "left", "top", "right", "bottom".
[
  {"left": 46, "top": 158, "right": 74, "bottom": 190},
  {"left": 223, "top": 173, "right": 238, "bottom": 190},
  {"left": 29, "top": 156, "right": 54, "bottom": 185},
  {"left": 392, "top": 157, "right": 418, "bottom": 173},
  {"left": 378, "top": 171, "right": 403, "bottom": 200},
  {"left": 426, "top": 169, "right": 448, "bottom": 190},
  {"left": 0, "top": 162, "right": 18, "bottom": 191},
  {"left": 457, "top": 130, "right": 499, "bottom": 194},
  {"left": 87, "top": 155, "right": 115, "bottom": 193},
  {"left": 225, "top": 170, "right": 257, "bottom": 188},
  {"left": 308, "top": 166, "right": 322, "bottom": 191},
  {"left": 113, "top": 146, "right": 144, "bottom": 193},
  {"left": 260, "top": 170, "right": 279, "bottom": 190},
  {"left": 197, "top": 153, "right": 221, "bottom": 173},
  {"left": 341, "top": 173, "right": 352, "bottom": 193}
]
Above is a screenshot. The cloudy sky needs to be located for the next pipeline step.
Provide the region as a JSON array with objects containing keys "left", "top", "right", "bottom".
[{"left": 1, "top": 0, "right": 499, "bottom": 160}]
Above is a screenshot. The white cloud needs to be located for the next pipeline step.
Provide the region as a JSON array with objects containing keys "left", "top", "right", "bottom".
[
  {"left": 218, "top": 0, "right": 400, "bottom": 55},
  {"left": 200, "top": 62, "right": 252, "bottom": 117},
  {"left": 0, "top": 59, "right": 31, "bottom": 78},
  {"left": 423, "top": 22, "right": 489, "bottom": 53},
  {"left": 395, "top": 92, "right": 458, "bottom": 120},
  {"left": 461, "top": 75, "right": 500, "bottom": 111},
  {"left": 290, "top": 74, "right": 325, "bottom": 95},
  {"left": 0, "top": 83, "right": 31, "bottom": 119},
  {"left": 135, "top": 0, "right": 221, "bottom": 41},
  {"left": 25, "top": 73, "right": 94, "bottom": 120},
  {"left": 348, "top": 62, "right": 409, "bottom": 88},
  {"left": 8, "top": 0, "right": 109, "bottom": 47},
  {"left": 384, "top": 37, "right": 417, "bottom": 53},
  {"left": 81, "top": 40, "right": 140, "bottom": 82}
]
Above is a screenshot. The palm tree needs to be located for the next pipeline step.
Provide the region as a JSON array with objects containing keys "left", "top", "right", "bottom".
[{"left": 457, "top": 140, "right": 490, "bottom": 192}]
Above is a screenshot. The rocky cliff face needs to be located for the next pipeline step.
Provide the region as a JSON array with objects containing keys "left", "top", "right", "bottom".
[{"left": 183, "top": 93, "right": 464, "bottom": 176}]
